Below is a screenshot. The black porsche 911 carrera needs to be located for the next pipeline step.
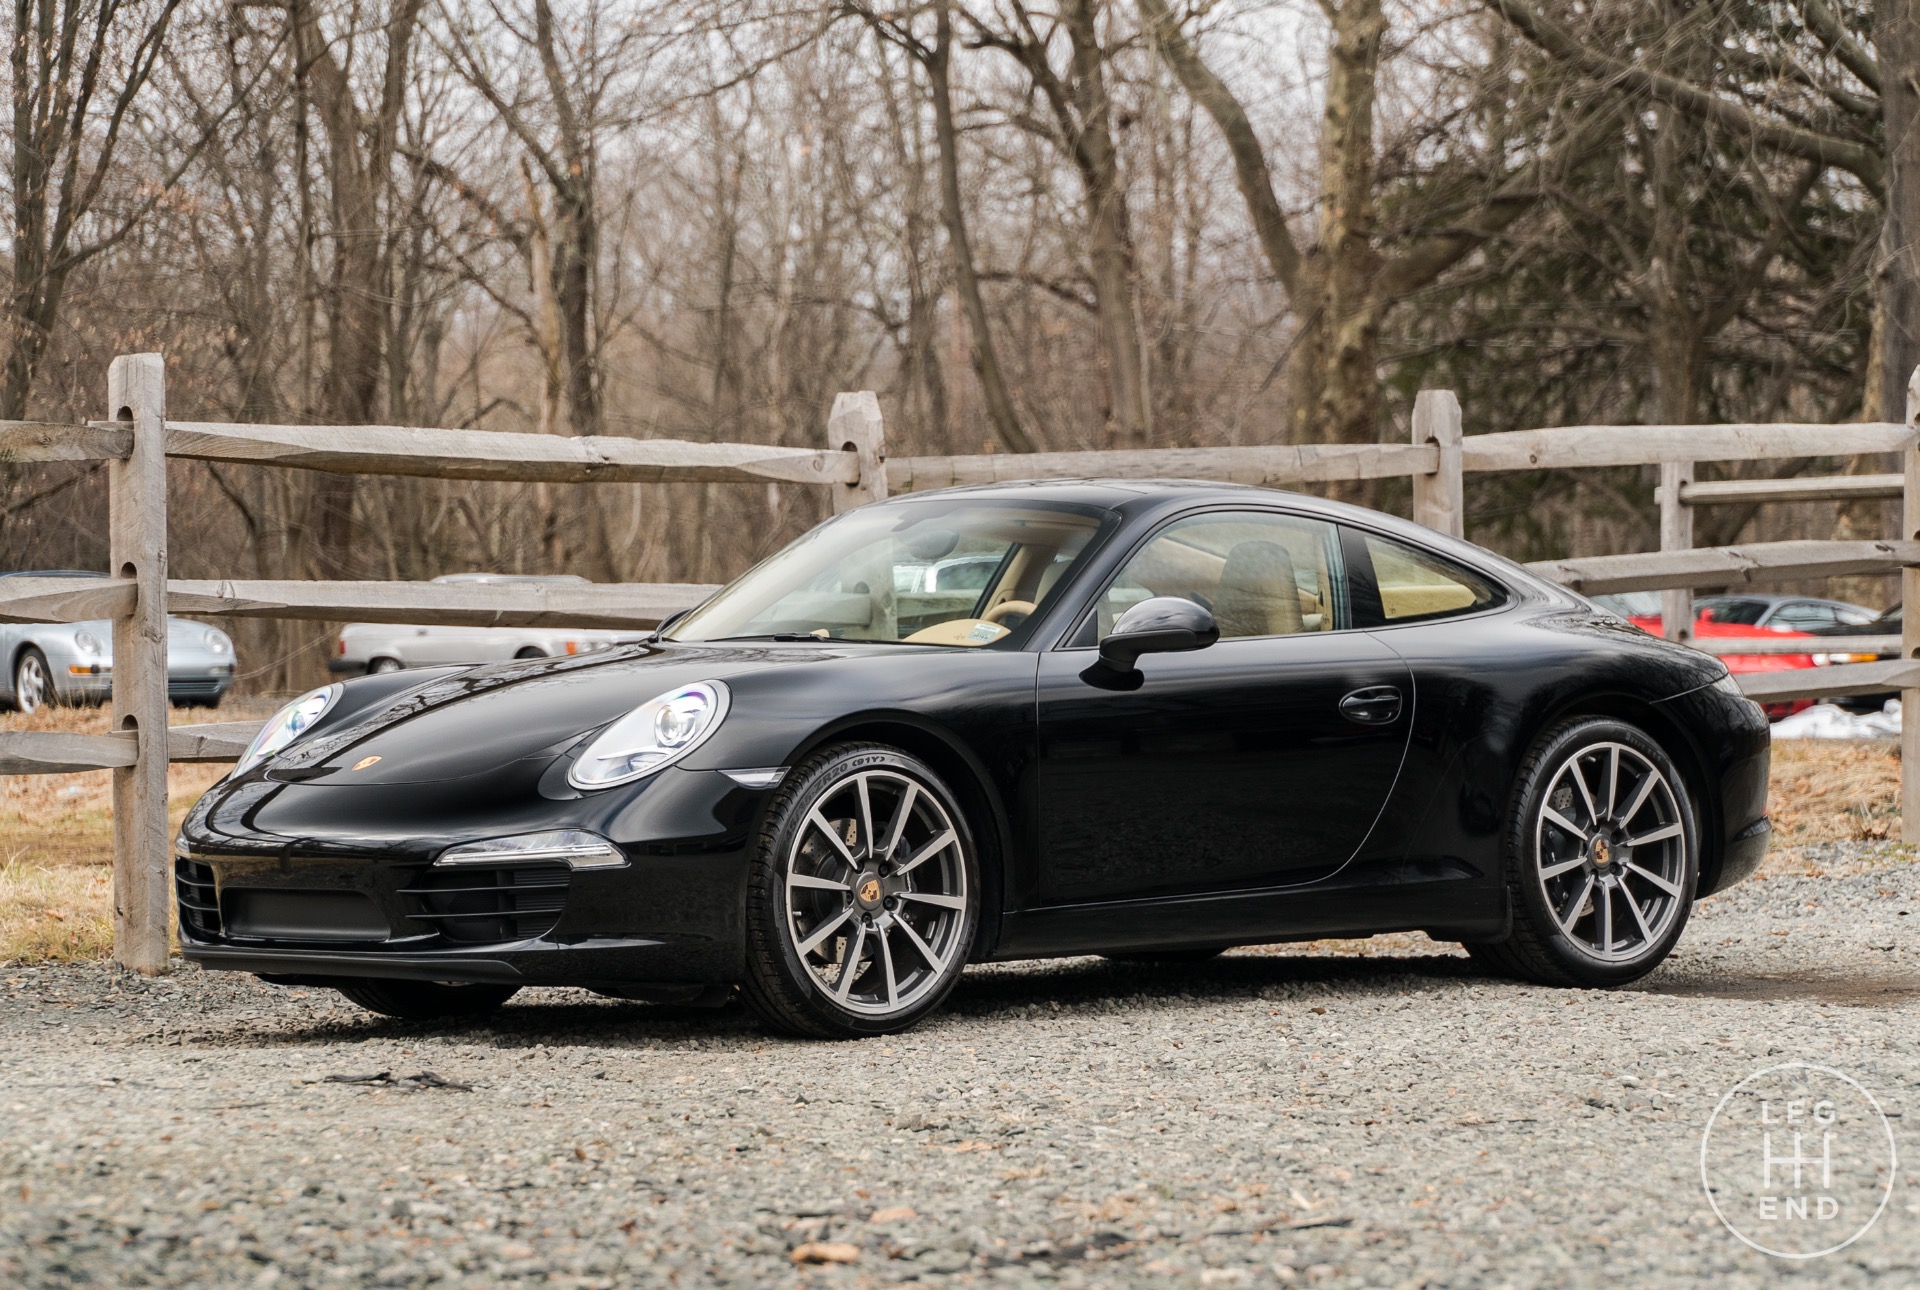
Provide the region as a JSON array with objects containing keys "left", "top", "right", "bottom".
[{"left": 177, "top": 481, "right": 1771, "bottom": 1037}]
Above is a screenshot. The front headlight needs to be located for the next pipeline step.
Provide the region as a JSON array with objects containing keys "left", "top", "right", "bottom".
[
  {"left": 237, "top": 684, "right": 341, "bottom": 775},
  {"left": 73, "top": 630, "right": 101, "bottom": 654},
  {"left": 204, "top": 629, "right": 231, "bottom": 655},
  {"left": 568, "top": 680, "right": 730, "bottom": 790}
]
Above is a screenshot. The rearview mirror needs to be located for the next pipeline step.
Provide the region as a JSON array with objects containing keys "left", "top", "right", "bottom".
[{"left": 1097, "top": 597, "right": 1220, "bottom": 673}]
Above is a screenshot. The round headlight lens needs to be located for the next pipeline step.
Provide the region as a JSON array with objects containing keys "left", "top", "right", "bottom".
[
  {"left": 73, "top": 630, "right": 102, "bottom": 654},
  {"left": 236, "top": 684, "right": 341, "bottom": 776},
  {"left": 205, "top": 629, "right": 231, "bottom": 654},
  {"left": 570, "top": 680, "right": 729, "bottom": 790}
]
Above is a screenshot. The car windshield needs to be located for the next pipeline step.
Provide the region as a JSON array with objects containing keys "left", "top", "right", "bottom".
[
  {"left": 668, "top": 499, "right": 1109, "bottom": 646},
  {"left": 1696, "top": 597, "right": 1769, "bottom": 625},
  {"left": 1594, "top": 592, "right": 1661, "bottom": 617}
]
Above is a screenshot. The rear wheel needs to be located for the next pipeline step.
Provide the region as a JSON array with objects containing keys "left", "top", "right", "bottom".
[
  {"left": 366, "top": 657, "right": 402, "bottom": 675},
  {"left": 742, "top": 744, "right": 979, "bottom": 1038},
  {"left": 1465, "top": 717, "right": 1697, "bottom": 987},
  {"left": 14, "top": 648, "right": 53, "bottom": 713},
  {"left": 334, "top": 979, "right": 519, "bottom": 1020},
  {"left": 513, "top": 647, "right": 545, "bottom": 659}
]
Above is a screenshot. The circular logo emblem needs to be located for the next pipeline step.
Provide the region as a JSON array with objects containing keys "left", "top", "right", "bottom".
[
  {"left": 858, "top": 878, "right": 882, "bottom": 905},
  {"left": 1700, "top": 1061, "right": 1896, "bottom": 1259},
  {"left": 1592, "top": 836, "right": 1612, "bottom": 868}
]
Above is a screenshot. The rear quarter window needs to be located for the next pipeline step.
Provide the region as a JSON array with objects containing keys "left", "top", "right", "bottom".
[{"left": 1355, "top": 532, "right": 1501, "bottom": 625}]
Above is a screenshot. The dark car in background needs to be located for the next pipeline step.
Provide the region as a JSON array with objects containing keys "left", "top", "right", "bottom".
[{"left": 1808, "top": 604, "right": 1903, "bottom": 713}]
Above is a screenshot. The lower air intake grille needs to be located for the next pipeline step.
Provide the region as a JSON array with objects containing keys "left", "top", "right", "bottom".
[
  {"left": 175, "top": 857, "right": 221, "bottom": 938},
  {"left": 399, "top": 864, "right": 571, "bottom": 945}
]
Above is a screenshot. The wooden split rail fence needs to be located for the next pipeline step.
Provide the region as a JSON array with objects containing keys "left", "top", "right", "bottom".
[{"left": 4, "top": 354, "right": 1919, "bottom": 972}]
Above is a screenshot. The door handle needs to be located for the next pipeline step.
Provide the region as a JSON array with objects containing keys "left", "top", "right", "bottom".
[{"left": 1339, "top": 685, "right": 1402, "bottom": 726}]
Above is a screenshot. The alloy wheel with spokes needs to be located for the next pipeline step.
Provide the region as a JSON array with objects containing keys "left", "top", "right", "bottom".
[
  {"left": 14, "top": 649, "right": 52, "bottom": 714},
  {"left": 1535, "top": 741, "right": 1687, "bottom": 963},
  {"left": 744, "top": 744, "right": 979, "bottom": 1037},
  {"left": 1467, "top": 717, "right": 1697, "bottom": 987}
]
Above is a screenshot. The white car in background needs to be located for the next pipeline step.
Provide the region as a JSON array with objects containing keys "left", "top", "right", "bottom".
[{"left": 330, "top": 574, "right": 649, "bottom": 675}]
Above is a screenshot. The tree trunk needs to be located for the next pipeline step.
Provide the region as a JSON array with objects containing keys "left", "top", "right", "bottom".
[
  {"left": 287, "top": 0, "right": 424, "bottom": 577},
  {"left": 1064, "top": 0, "right": 1152, "bottom": 449},
  {"left": 1876, "top": 0, "right": 1920, "bottom": 420},
  {"left": 930, "top": 3, "right": 1036, "bottom": 454},
  {"left": 1298, "top": 0, "right": 1386, "bottom": 448}
]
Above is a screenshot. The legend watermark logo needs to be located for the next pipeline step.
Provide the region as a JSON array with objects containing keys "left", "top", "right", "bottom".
[{"left": 1700, "top": 1061, "right": 1896, "bottom": 1259}]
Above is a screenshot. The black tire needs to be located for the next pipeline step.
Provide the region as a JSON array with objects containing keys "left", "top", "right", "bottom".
[
  {"left": 13, "top": 648, "right": 54, "bottom": 713},
  {"left": 334, "top": 979, "right": 520, "bottom": 1020},
  {"left": 1103, "top": 947, "right": 1229, "bottom": 964},
  {"left": 513, "top": 647, "right": 545, "bottom": 659},
  {"left": 367, "top": 657, "right": 403, "bottom": 675},
  {"left": 1464, "top": 716, "right": 1698, "bottom": 987},
  {"left": 742, "top": 743, "right": 980, "bottom": 1039}
]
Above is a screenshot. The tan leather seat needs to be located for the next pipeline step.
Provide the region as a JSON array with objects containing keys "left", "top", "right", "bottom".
[{"left": 1214, "top": 540, "right": 1303, "bottom": 637}]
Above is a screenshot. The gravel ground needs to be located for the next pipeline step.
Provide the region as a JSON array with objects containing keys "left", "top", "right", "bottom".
[{"left": 3, "top": 851, "right": 1918, "bottom": 1288}]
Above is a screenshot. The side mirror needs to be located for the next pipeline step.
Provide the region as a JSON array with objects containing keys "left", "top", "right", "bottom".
[{"left": 1097, "top": 596, "right": 1220, "bottom": 673}]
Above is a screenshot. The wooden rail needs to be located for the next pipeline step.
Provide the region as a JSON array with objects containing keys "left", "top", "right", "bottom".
[
  {"left": 886, "top": 441, "right": 1436, "bottom": 490},
  {"left": 1737, "top": 660, "right": 1920, "bottom": 704},
  {"left": 1523, "top": 540, "right": 1920, "bottom": 596},
  {"left": 0, "top": 419, "right": 131, "bottom": 462},
  {"left": 0, "top": 575, "right": 136, "bottom": 624},
  {"left": 161, "top": 420, "right": 859, "bottom": 486},
  {"left": 166, "top": 579, "right": 719, "bottom": 630},
  {"left": 0, "top": 723, "right": 256, "bottom": 774},
  {"left": 1699, "top": 635, "right": 1899, "bottom": 657},
  {"left": 1667, "top": 475, "right": 1905, "bottom": 506}
]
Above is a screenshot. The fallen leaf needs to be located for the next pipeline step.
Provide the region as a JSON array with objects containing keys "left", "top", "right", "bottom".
[
  {"left": 869, "top": 1205, "right": 917, "bottom": 1224},
  {"left": 792, "top": 1241, "right": 860, "bottom": 1264}
]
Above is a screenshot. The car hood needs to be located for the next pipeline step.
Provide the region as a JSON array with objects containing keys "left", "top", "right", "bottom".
[{"left": 264, "top": 640, "right": 905, "bottom": 785}]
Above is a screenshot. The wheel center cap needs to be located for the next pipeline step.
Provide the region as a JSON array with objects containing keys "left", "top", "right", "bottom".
[
  {"left": 855, "top": 873, "right": 885, "bottom": 909},
  {"left": 1591, "top": 835, "right": 1614, "bottom": 869}
]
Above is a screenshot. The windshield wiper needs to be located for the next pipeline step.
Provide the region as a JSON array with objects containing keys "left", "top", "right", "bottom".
[{"left": 699, "top": 633, "right": 835, "bottom": 643}]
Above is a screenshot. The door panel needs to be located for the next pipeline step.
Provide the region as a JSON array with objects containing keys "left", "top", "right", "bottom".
[{"left": 1031, "top": 630, "right": 1412, "bottom": 908}]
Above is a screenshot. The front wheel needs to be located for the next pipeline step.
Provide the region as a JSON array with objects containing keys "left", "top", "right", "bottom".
[
  {"left": 334, "top": 979, "right": 520, "bottom": 1020},
  {"left": 13, "top": 648, "right": 54, "bottom": 713},
  {"left": 1465, "top": 717, "right": 1697, "bottom": 988},
  {"left": 742, "top": 744, "right": 979, "bottom": 1038}
]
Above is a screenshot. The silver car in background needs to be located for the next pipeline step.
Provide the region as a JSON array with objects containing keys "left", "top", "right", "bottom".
[
  {"left": 1, "top": 571, "right": 237, "bottom": 712},
  {"left": 331, "top": 574, "right": 649, "bottom": 675}
]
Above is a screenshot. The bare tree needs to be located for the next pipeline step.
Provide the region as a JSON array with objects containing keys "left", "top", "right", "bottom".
[{"left": 4, "top": 0, "right": 204, "bottom": 419}]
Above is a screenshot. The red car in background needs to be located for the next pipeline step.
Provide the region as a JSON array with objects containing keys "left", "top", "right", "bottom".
[{"left": 1594, "top": 592, "right": 1823, "bottom": 719}]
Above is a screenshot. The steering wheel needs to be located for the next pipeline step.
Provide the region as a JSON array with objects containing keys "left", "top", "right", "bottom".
[{"left": 983, "top": 599, "right": 1037, "bottom": 625}]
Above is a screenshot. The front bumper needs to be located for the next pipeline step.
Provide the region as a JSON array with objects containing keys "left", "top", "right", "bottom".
[
  {"left": 53, "top": 666, "right": 234, "bottom": 705},
  {"left": 176, "top": 764, "right": 764, "bottom": 989}
]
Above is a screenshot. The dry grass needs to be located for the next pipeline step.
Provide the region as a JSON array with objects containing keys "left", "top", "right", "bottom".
[
  {"left": 2, "top": 700, "right": 277, "bottom": 965},
  {"left": 0, "top": 715, "right": 1909, "bottom": 964},
  {"left": 1766, "top": 738, "right": 1901, "bottom": 848}
]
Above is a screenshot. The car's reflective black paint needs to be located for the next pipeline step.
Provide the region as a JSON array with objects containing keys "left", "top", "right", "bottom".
[{"left": 177, "top": 481, "right": 1771, "bottom": 998}]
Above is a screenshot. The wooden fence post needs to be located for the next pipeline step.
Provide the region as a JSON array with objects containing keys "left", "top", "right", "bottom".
[
  {"left": 1659, "top": 461, "right": 1695, "bottom": 645},
  {"left": 108, "top": 354, "right": 171, "bottom": 973},
  {"left": 829, "top": 391, "right": 887, "bottom": 513},
  {"left": 1410, "top": 390, "right": 1463, "bottom": 538},
  {"left": 1903, "top": 366, "right": 1920, "bottom": 845}
]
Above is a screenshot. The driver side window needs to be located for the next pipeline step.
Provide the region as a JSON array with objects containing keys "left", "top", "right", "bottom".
[{"left": 1083, "top": 511, "right": 1345, "bottom": 642}]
